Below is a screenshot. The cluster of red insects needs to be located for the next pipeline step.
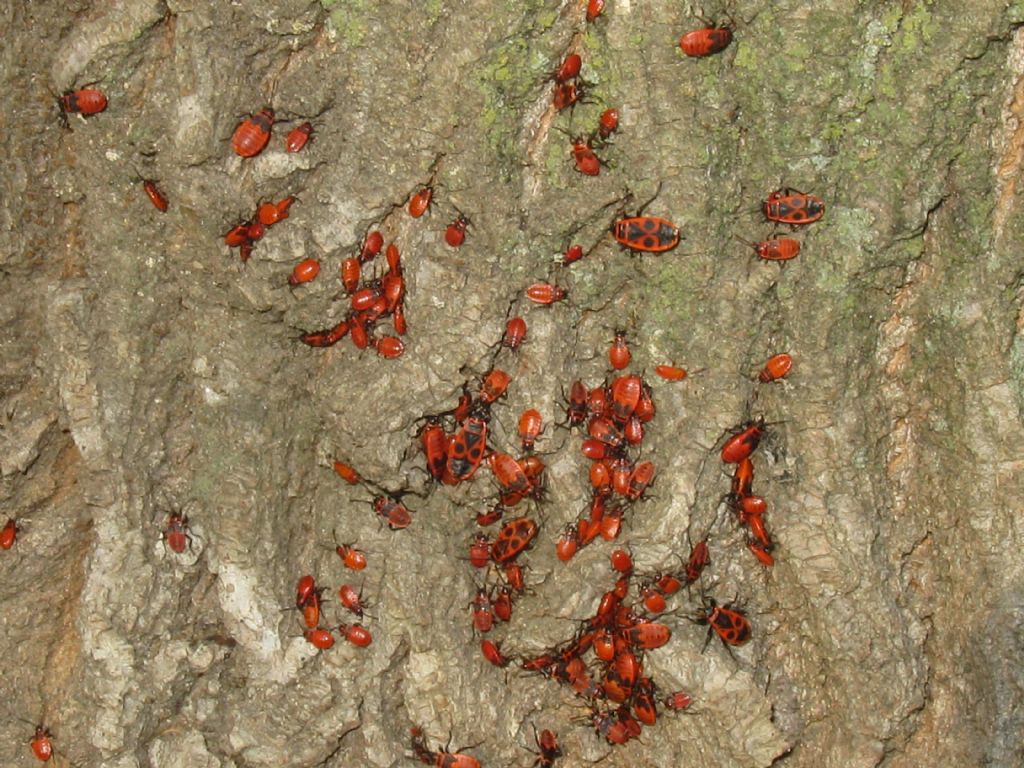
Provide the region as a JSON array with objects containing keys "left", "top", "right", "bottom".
[{"left": 38, "top": 3, "right": 835, "bottom": 764}]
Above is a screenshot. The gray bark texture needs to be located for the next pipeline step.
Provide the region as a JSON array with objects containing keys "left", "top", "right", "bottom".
[{"left": 2, "top": 0, "right": 1024, "bottom": 766}]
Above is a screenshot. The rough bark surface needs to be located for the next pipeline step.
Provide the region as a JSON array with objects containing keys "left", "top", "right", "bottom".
[{"left": 2, "top": 1, "right": 1024, "bottom": 766}]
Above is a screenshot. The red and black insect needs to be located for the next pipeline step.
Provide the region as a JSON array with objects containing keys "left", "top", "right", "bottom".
[
  {"left": 232, "top": 108, "right": 275, "bottom": 158},
  {"left": 60, "top": 88, "right": 108, "bottom": 117},
  {"left": 701, "top": 598, "right": 752, "bottom": 648},
  {"left": 565, "top": 380, "right": 588, "bottom": 427},
  {"left": 611, "top": 216, "right": 680, "bottom": 253},
  {"left": 598, "top": 107, "right": 620, "bottom": 140},
  {"left": 720, "top": 418, "right": 765, "bottom": 464},
  {"left": 479, "top": 368, "right": 511, "bottom": 404},
  {"left": 374, "top": 495, "right": 413, "bottom": 529},
  {"left": 571, "top": 135, "right": 600, "bottom": 176},
  {"left": 763, "top": 188, "right": 825, "bottom": 224},
  {"left": 338, "top": 583, "right": 369, "bottom": 617},
  {"left": 502, "top": 316, "right": 527, "bottom": 349},
  {"left": 285, "top": 121, "right": 313, "bottom": 153},
  {"left": 679, "top": 25, "right": 734, "bottom": 58},
  {"left": 531, "top": 727, "right": 562, "bottom": 767},
  {"left": 446, "top": 416, "right": 488, "bottom": 482},
  {"left": 335, "top": 540, "right": 368, "bottom": 570},
  {"left": 552, "top": 81, "right": 585, "bottom": 111},
  {"left": 338, "top": 622, "right": 373, "bottom": 647},
  {"left": 163, "top": 511, "right": 194, "bottom": 554},
  {"left": 685, "top": 537, "right": 710, "bottom": 584},
  {"left": 419, "top": 420, "right": 448, "bottom": 481},
  {"left": 411, "top": 727, "right": 481, "bottom": 768},
  {"left": 445, "top": 214, "right": 470, "bottom": 247},
  {"left": 481, "top": 638, "right": 510, "bottom": 667},
  {"left": 143, "top": 180, "right": 169, "bottom": 212},
  {"left": 30, "top": 725, "right": 54, "bottom": 762},
  {"left": 491, "top": 517, "right": 539, "bottom": 563}
]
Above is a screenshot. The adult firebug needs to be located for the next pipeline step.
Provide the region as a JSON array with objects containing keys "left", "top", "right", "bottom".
[
  {"left": 491, "top": 517, "right": 539, "bottom": 563},
  {"left": 611, "top": 216, "right": 680, "bottom": 253},
  {"left": 701, "top": 598, "right": 752, "bottom": 647},
  {"left": 447, "top": 416, "right": 488, "bottom": 482},
  {"left": 763, "top": 188, "right": 825, "bottom": 224}
]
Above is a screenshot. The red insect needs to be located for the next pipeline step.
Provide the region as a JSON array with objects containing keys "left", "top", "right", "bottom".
[
  {"left": 300, "top": 320, "right": 349, "bottom": 348},
  {"left": 561, "top": 244, "right": 584, "bottom": 265},
  {"left": 502, "top": 316, "right": 527, "bottom": 349},
  {"left": 409, "top": 186, "right": 433, "bottom": 218},
  {"left": 608, "top": 330, "right": 630, "bottom": 370},
  {"left": 586, "top": 0, "right": 605, "bottom": 22},
  {"left": 304, "top": 626, "right": 335, "bottom": 650},
  {"left": 338, "top": 584, "right": 368, "bottom": 617},
  {"left": 338, "top": 258, "right": 361, "bottom": 294},
  {"left": 555, "top": 53, "right": 582, "bottom": 83},
  {"left": 374, "top": 495, "right": 413, "bottom": 530},
  {"left": 360, "top": 230, "right": 384, "bottom": 262},
  {"left": 419, "top": 421, "right": 447, "bottom": 481},
  {"left": 656, "top": 571, "right": 682, "bottom": 596},
  {"left": 736, "top": 235, "right": 801, "bottom": 261},
  {"left": 685, "top": 538, "right": 710, "bottom": 584},
  {"left": 759, "top": 353, "right": 793, "bottom": 382},
  {"left": 640, "top": 585, "right": 667, "bottom": 614},
  {"left": 471, "top": 588, "right": 494, "bottom": 633},
  {"left": 338, "top": 622, "right": 373, "bottom": 647},
  {"left": 552, "top": 81, "right": 585, "bottom": 111},
  {"left": 532, "top": 728, "right": 561, "bottom": 767},
  {"left": 571, "top": 135, "right": 600, "bottom": 176},
  {"left": 624, "top": 622, "right": 672, "bottom": 650},
  {"left": 479, "top": 369, "right": 511, "bottom": 404},
  {"left": 445, "top": 214, "right": 470, "bottom": 247},
  {"left": 375, "top": 336, "right": 405, "bottom": 359},
  {"left": 332, "top": 460, "right": 361, "bottom": 485},
  {"left": 764, "top": 188, "right": 825, "bottom": 224},
  {"left": 503, "top": 561, "right": 526, "bottom": 592},
  {"left": 491, "top": 517, "right": 539, "bottom": 563},
  {"left": 748, "top": 541, "right": 775, "bottom": 566},
  {"left": 609, "top": 548, "right": 633, "bottom": 574},
  {"left": 246, "top": 220, "right": 266, "bottom": 241},
  {"left": 258, "top": 196, "right": 296, "bottom": 226},
  {"left": 493, "top": 586, "right": 514, "bottom": 621},
  {"left": 679, "top": 25, "right": 734, "bottom": 57},
  {"left": 481, "top": 638, "right": 510, "bottom": 667},
  {"left": 60, "top": 88, "right": 107, "bottom": 117},
  {"left": 588, "top": 416, "right": 624, "bottom": 448},
  {"left": 476, "top": 503, "right": 504, "bottom": 527},
  {"left": 302, "top": 591, "right": 322, "bottom": 629},
  {"left": 598, "top": 107, "right": 620, "bottom": 140},
  {"left": 335, "top": 542, "right": 368, "bottom": 570},
  {"left": 30, "top": 725, "right": 54, "bottom": 761},
  {"left": 0, "top": 517, "right": 19, "bottom": 550},
  {"left": 566, "top": 380, "right": 588, "bottom": 426},
  {"left": 526, "top": 282, "right": 568, "bottom": 305},
  {"left": 609, "top": 374, "right": 642, "bottom": 423},
  {"left": 393, "top": 302, "right": 408, "bottom": 335},
  {"left": 625, "top": 461, "right": 655, "bottom": 501},
  {"left": 663, "top": 690, "right": 693, "bottom": 711},
  {"left": 296, "top": 575, "right": 318, "bottom": 608},
  {"left": 163, "top": 511, "right": 193, "bottom": 554},
  {"left": 285, "top": 121, "right": 313, "bottom": 152},
  {"left": 518, "top": 409, "right": 543, "bottom": 451},
  {"left": 591, "top": 709, "right": 632, "bottom": 746},
  {"left": 288, "top": 258, "right": 320, "bottom": 286},
  {"left": 411, "top": 727, "right": 481, "bottom": 768},
  {"left": 611, "top": 216, "right": 680, "bottom": 253},
  {"left": 732, "top": 457, "right": 755, "bottom": 498},
  {"left": 654, "top": 364, "right": 688, "bottom": 381},
  {"left": 701, "top": 600, "right": 752, "bottom": 649},
  {"left": 224, "top": 222, "right": 252, "bottom": 248},
  {"left": 468, "top": 533, "right": 492, "bottom": 568},
  {"left": 555, "top": 523, "right": 579, "bottom": 562},
  {"left": 447, "top": 417, "right": 488, "bottom": 482},
  {"left": 143, "top": 180, "right": 169, "bottom": 212},
  {"left": 232, "top": 107, "right": 275, "bottom": 158},
  {"left": 720, "top": 418, "right": 765, "bottom": 464},
  {"left": 385, "top": 243, "right": 402, "bottom": 275},
  {"left": 633, "top": 677, "right": 659, "bottom": 726}
]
